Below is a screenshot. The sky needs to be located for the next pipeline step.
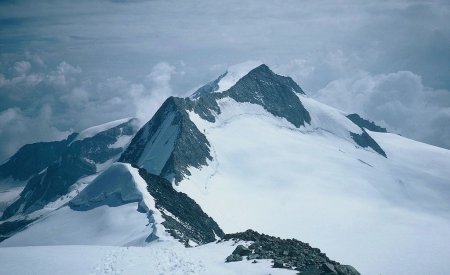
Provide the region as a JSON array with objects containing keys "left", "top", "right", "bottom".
[{"left": 0, "top": 0, "right": 449, "bottom": 161}]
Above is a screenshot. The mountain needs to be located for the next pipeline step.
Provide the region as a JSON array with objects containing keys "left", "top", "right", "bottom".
[
  {"left": 0, "top": 62, "right": 449, "bottom": 275},
  {"left": 0, "top": 118, "right": 139, "bottom": 240},
  {"left": 118, "top": 63, "right": 450, "bottom": 275}
]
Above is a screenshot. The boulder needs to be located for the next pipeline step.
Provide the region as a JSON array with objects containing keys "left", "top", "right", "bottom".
[
  {"left": 225, "top": 254, "right": 242, "bottom": 262},
  {"left": 273, "top": 259, "right": 284, "bottom": 268},
  {"left": 321, "top": 262, "right": 337, "bottom": 274},
  {"left": 232, "top": 245, "right": 252, "bottom": 256}
]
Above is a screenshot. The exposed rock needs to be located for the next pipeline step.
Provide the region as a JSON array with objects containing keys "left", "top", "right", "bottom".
[
  {"left": 273, "top": 259, "right": 284, "bottom": 268},
  {"left": 335, "top": 265, "right": 361, "bottom": 275},
  {"left": 225, "top": 254, "right": 242, "bottom": 262},
  {"left": 347, "top": 113, "right": 387, "bottom": 133},
  {"left": 232, "top": 244, "right": 252, "bottom": 256},
  {"left": 322, "top": 262, "right": 337, "bottom": 274},
  {"left": 350, "top": 130, "right": 387, "bottom": 157},
  {"left": 137, "top": 167, "right": 224, "bottom": 245},
  {"left": 223, "top": 229, "right": 360, "bottom": 275},
  {"left": 2, "top": 118, "right": 138, "bottom": 221}
]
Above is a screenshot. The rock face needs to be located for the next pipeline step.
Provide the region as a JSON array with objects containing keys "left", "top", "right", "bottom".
[
  {"left": 137, "top": 167, "right": 224, "bottom": 245},
  {"left": 0, "top": 133, "right": 77, "bottom": 182},
  {"left": 223, "top": 229, "right": 360, "bottom": 275},
  {"left": 0, "top": 118, "right": 139, "bottom": 241},
  {"left": 350, "top": 130, "right": 387, "bottom": 157},
  {"left": 222, "top": 64, "right": 310, "bottom": 127},
  {"left": 347, "top": 113, "right": 387, "bottom": 133}
]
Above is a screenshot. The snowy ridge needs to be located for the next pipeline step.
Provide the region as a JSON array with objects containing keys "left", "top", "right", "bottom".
[
  {"left": 72, "top": 117, "right": 136, "bottom": 143},
  {"left": 214, "top": 61, "right": 263, "bottom": 93}
]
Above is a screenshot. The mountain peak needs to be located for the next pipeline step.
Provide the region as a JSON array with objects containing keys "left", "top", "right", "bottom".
[
  {"left": 192, "top": 62, "right": 305, "bottom": 100},
  {"left": 191, "top": 61, "right": 263, "bottom": 99}
]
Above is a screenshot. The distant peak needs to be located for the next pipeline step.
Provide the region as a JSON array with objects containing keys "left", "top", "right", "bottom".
[
  {"left": 72, "top": 117, "right": 137, "bottom": 143},
  {"left": 191, "top": 61, "right": 263, "bottom": 99}
]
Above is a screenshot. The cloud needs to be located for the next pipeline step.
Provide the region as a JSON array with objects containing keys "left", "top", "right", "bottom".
[
  {"left": 0, "top": 0, "right": 449, "bottom": 159},
  {"left": 0, "top": 106, "right": 71, "bottom": 162},
  {"left": 13, "top": 61, "right": 31, "bottom": 76},
  {"left": 314, "top": 70, "right": 450, "bottom": 149},
  {"left": 0, "top": 56, "right": 181, "bottom": 162}
]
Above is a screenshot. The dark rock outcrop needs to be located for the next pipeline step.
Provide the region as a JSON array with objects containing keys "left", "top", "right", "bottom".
[
  {"left": 347, "top": 113, "right": 387, "bottom": 133},
  {"left": 222, "top": 229, "right": 360, "bottom": 275},
  {"left": 137, "top": 167, "right": 224, "bottom": 245},
  {"left": 350, "top": 130, "right": 387, "bottom": 157},
  {"left": 222, "top": 64, "right": 310, "bottom": 127},
  {"left": 0, "top": 133, "right": 77, "bottom": 182},
  {"left": 232, "top": 244, "right": 252, "bottom": 256}
]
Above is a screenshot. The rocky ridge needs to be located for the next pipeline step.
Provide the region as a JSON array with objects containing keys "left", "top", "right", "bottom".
[{"left": 223, "top": 230, "right": 360, "bottom": 275}]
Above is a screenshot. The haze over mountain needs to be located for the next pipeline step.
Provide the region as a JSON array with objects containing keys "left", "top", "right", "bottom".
[
  {"left": 1, "top": 0, "right": 449, "bottom": 163},
  {"left": 0, "top": 63, "right": 449, "bottom": 275}
]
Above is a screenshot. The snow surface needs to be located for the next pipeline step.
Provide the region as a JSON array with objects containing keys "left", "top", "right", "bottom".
[
  {"left": 178, "top": 97, "right": 450, "bottom": 275},
  {"left": 70, "top": 163, "right": 143, "bottom": 208},
  {"left": 1, "top": 163, "right": 170, "bottom": 247},
  {"left": 72, "top": 117, "right": 134, "bottom": 143},
  {"left": 0, "top": 204, "right": 151, "bottom": 247},
  {"left": 215, "top": 61, "right": 263, "bottom": 93},
  {"left": 137, "top": 112, "right": 179, "bottom": 175},
  {"left": 0, "top": 241, "right": 296, "bottom": 275}
]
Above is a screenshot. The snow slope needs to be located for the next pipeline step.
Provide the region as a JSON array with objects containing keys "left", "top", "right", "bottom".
[
  {"left": 0, "top": 163, "right": 168, "bottom": 247},
  {"left": 0, "top": 241, "right": 296, "bottom": 275},
  {"left": 176, "top": 96, "right": 450, "bottom": 275}
]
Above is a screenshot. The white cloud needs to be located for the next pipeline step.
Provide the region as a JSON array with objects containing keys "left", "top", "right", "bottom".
[
  {"left": 135, "top": 62, "right": 176, "bottom": 122},
  {"left": 13, "top": 61, "right": 31, "bottom": 76},
  {"left": 314, "top": 70, "right": 450, "bottom": 149},
  {"left": 0, "top": 106, "right": 71, "bottom": 162}
]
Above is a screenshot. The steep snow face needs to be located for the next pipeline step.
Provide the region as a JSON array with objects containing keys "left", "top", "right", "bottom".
[
  {"left": 177, "top": 97, "right": 450, "bottom": 275},
  {"left": 137, "top": 113, "right": 179, "bottom": 175},
  {"left": 70, "top": 163, "right": 144, "bottom": 209}
]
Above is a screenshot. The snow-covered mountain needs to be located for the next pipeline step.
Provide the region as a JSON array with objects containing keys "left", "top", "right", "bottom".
[
  {"left": 118, "top": 63, "right": 450, "bottom": 275},
  {"left": 0, "top": 118, "right": 139, "bottom": 240},
  {"left": 0, "top": 62, "right": 449, "bottom": 275}
]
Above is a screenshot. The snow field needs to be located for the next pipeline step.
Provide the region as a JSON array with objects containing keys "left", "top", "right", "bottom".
[{"left": 180, "top": 97, "right": 450, "bottom": 275}]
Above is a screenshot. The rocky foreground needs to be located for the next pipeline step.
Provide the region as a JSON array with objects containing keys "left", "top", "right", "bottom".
[{"left": 223, "top": 230, "right": 360, "bottom": 275}]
